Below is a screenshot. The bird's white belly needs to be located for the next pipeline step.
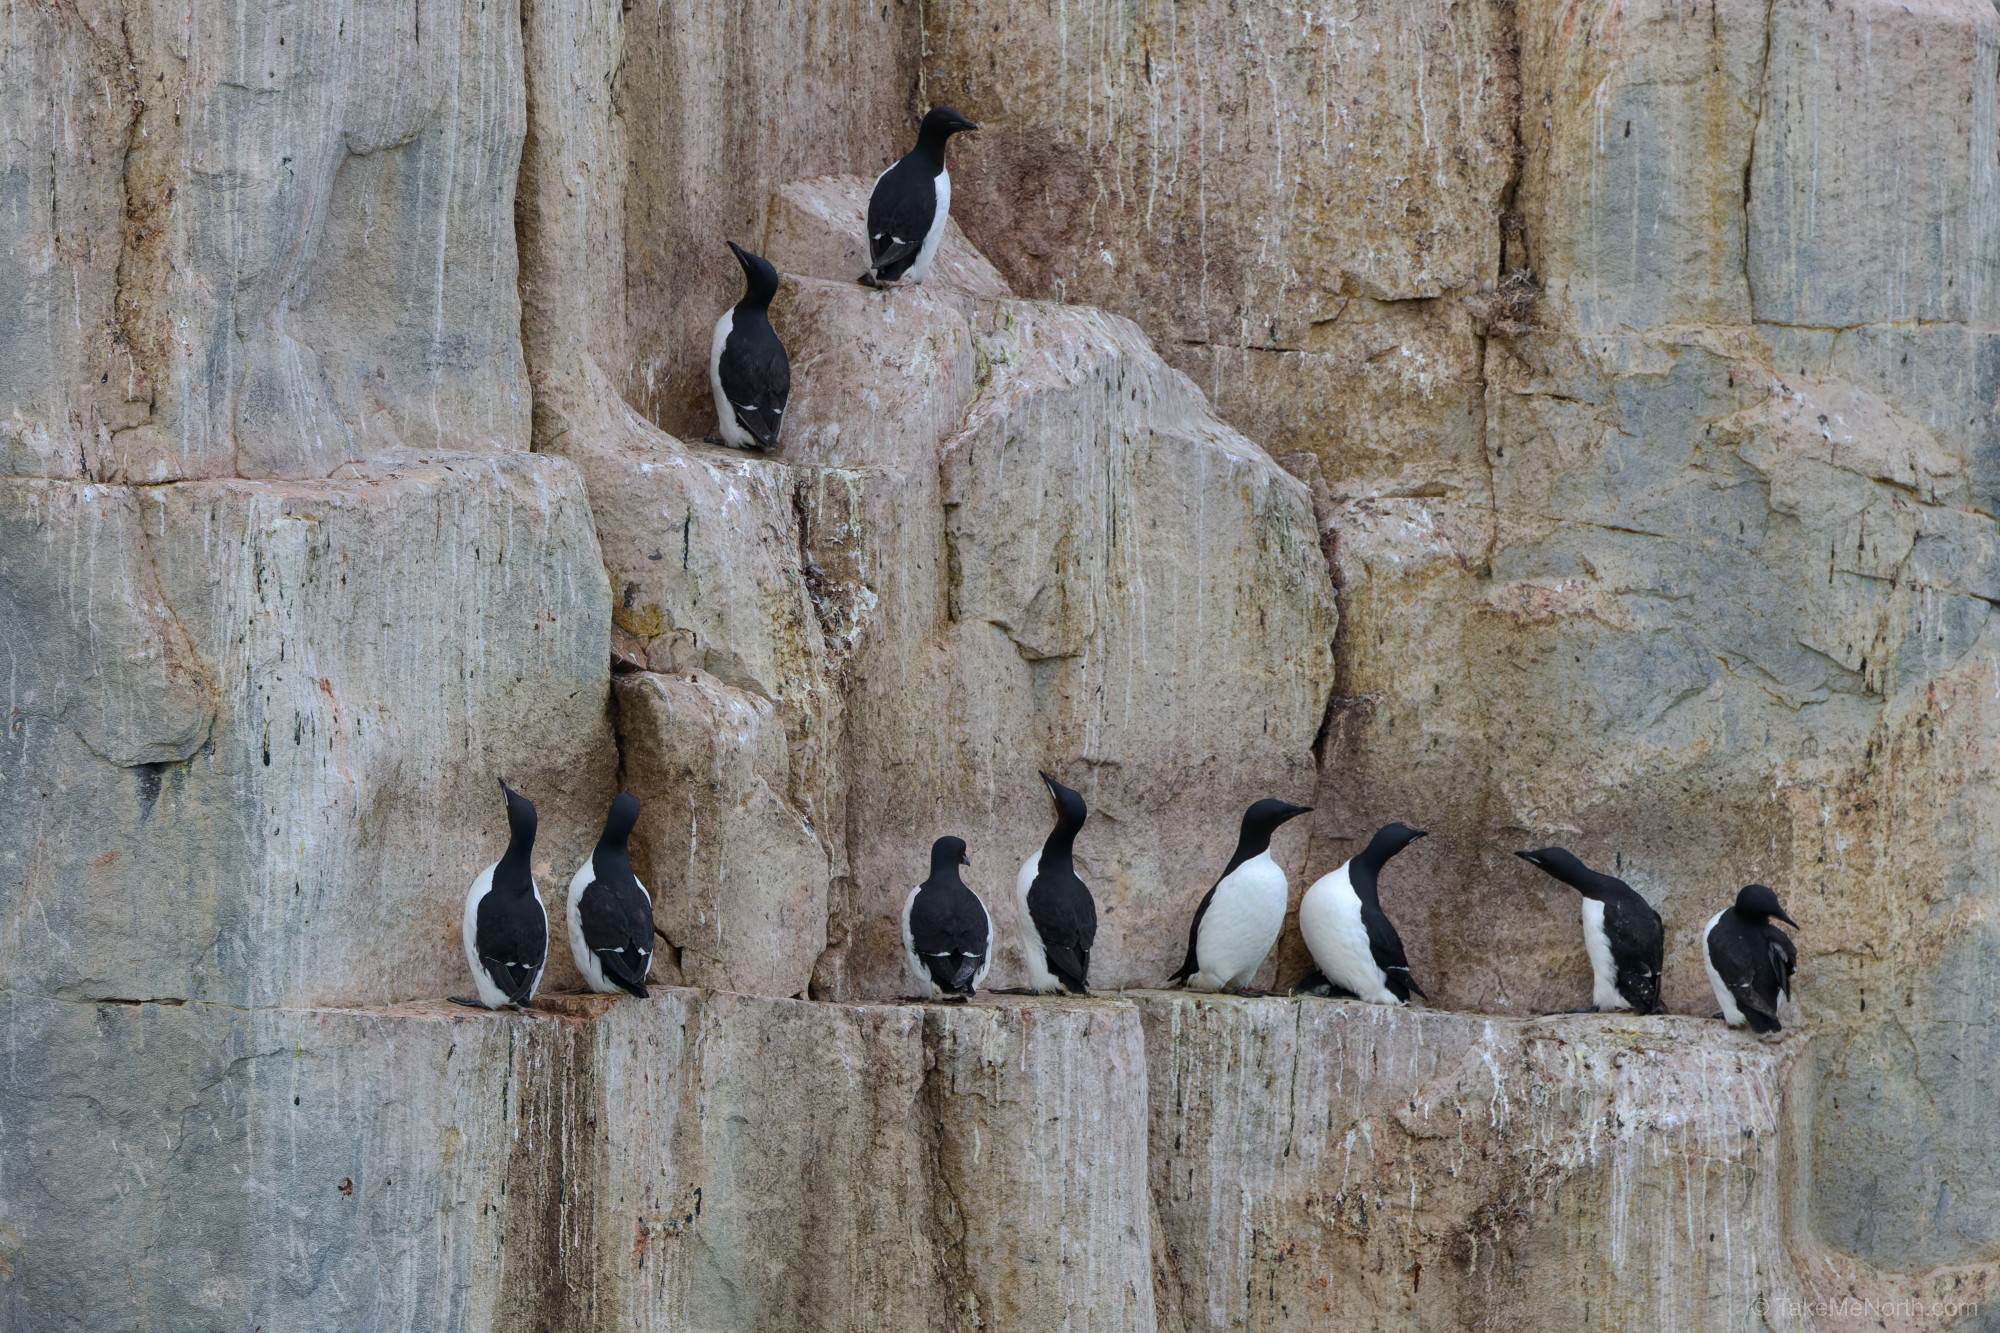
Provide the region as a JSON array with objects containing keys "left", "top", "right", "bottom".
[
  {"left": 905, "top": 170, "right": 950, "bottom": 283},
  {"left": 708, "top": 310, "right": 753, "bottom": 449},
  {"left": 1581, "top": 898, "right": 1629, "bottom": 1011},
  {"left": 1014, "top": 851, "right": 1063, "bottom": 993},
  {"left": 1299, "top": 869, "right": 1399, "bottom": 1005},
  {"left": 1193, "top": 855, "right": 1287, "bottom": 989},
  {"left": 1702, "top": 911, "right": 1746, "bottom": 1027}
]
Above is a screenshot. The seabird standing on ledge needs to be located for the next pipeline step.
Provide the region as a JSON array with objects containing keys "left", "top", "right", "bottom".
[
  {"left": 1173, "top": 799, "right": 1314, "bottom": 993},
  {"left": 1297, "top": 823, "right": 1428, "bottom": 1005},
  {"left": 903, "top": 836, "right": 992, "bottom": 1001},
  {"left": 1016, "top": 772, "right": 1096, "bottom": 994},
  {"left": 1704, "top": 884, "right": 1798, "bottom": 1033},
  {"left": 566, "top": 792, "right": 655, "bottom": 999},
  {"left": 861, "top": 106, "right": 980, "bottom": 288},
  {"left": 458, "top": 780, "right": 548, "bottom": 1011},
  {"left": 708, "top": 241, "right": 790, "bottom": 451},
  {"left": 1516, "top": 847, "right": 1665, "bottom": 1014}
]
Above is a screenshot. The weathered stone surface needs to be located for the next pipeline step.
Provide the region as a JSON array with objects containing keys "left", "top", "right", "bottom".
[
  {"left": 0, "top": 455, "right": 615, "bottom": 1008},
  {"left": 614, "top": 669, "right": 831, "bottom": 999},
  {"left": 593, "top": 992, "right": 1154, "bottom": 1331},
  {"left": 0, "top": 990, "right": 565, "bottom": 1331},
  {"left": 922, "top": 0, "right": 1517, "bottom": 487},
  {"left": 2, "top": 0, "right": 532, "bottom": 483},
  {"left": 616, "top": 0, "right": 923, "bottom": 438},
  {"left": 796, "top": 289, "right": 1338, "bottom": 1000},
  {"left": 2, "top": 989, "right": 1799, "bottom": 1332},
  {"left": 1143, "top": 994, "right": 1795, "bottom": 1331},
  {"left": 0, "top": 988, "right": 1155, "bottom": 1331},
  {"left": 1517, "top": 0, "right": 1766, "bottom": 332},
  {"left": 764, "top": 174, "right": 1014, "bottom": 301},
  {"left": 1749, "top": 0, "right": 2000, "bottom": 328}
]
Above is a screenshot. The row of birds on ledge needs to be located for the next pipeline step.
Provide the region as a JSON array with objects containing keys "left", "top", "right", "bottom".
[
  {"left": 460, "top": 774, "right": 1802, "bottom": 1037},
  {"left": 705, "top": 106, "right": 982, "bottom": 452}
]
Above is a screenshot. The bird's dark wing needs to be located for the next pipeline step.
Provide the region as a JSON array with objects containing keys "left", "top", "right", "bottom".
[
  {"left": 477, "top": 887, "right": 547, "bottom": 1005},
  {"left": 1171, "top": 882, "right": 1221, "bottom": 982},
  {"left": 1605, "top": 893, "right": 1665, "bottom": 1014},
  {"left": 1362, "top": 903, "right": 1425, "bottom": 1001},
  {"left": 865, "top": 159, "right": 937, "bottom": 277},
  {"left": 909, "top": 884, "right": 991, "bottom": 956},
  {"left": 1766, "top": 924, "right": 1798, "bottom": 999},
  {"left": 718, "top": 325, "right": 790, "bottom": 449},
  {"left": 1028, "top": 870, "right": 1094, "bottom": 993},
  {"left": 1709, "top": 919, "right": 1782, "bottom": 1032},
  {"left": 579, "top": 876, "right": 653, "bottom": 996}
]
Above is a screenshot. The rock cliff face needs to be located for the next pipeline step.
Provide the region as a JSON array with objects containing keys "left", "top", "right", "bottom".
[{"left": 4, "top": 0, "right": 1997, "bottom": 1329}]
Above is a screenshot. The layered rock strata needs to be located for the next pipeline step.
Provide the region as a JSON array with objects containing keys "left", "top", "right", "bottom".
[{"left": 0, "top": 989, "right": 1793, "bottom": 1332}]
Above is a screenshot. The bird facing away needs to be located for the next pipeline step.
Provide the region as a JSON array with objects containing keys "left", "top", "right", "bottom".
[
  {"left": 708, "top": 241, "right": 790, "bottom": 451},
  {"left": 1703, "top": 884, "right": 1798, "bottom": 1034},
  {"left": 903, "top": 836, "right": 993, "bottom": 1001},
  {"left": 1297, "top": 823, "right": 1429, "bottom": 1005},
  {"left": 1173, "top": 799, "right": 1314, "bottom": 993},
  {"left": 1016, "top": 772, "right": 1097, "bottom": 994},
  {"left": 566, "top": 792, "right": 655, "bottom": 999},
  {"left": 1516, "top": 847, "right": 1665, "bottom": 1014},
  {"left": 459, "top": 780, "right": 549, "bottom": 1010},
  {"left": 861, "top": 106, "right": 980, "bottom": 287}
]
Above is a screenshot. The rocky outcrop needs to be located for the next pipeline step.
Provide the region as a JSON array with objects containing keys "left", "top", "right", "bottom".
[
  {"left": 3, "top": 0, "right": 532, "bottom": 483},
  {"left": 0, "top": 454, "right": 615, "bottom": 1009},
  {"left": 8, "top": 0, "right": 2000, "bottom": 1325},
  {"left": 0, "top": 988, "right": 1794, "bottom": 1331}
]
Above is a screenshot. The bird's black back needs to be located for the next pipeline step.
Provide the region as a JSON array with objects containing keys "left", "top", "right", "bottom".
[
  {"left": 719, "top": 309, "right": 790, "bottom": 450},
  {"left": 1708, "top": 911, "right": 1795, "bottom": 1033},
  {"left": 578, "top": 868, "right": 653, "bottom": 999},
  {"left": 1027, "top": 865, "right": 1095, "bottom": 994},
  {"left": 1600, "top": 886, "right": 1665, "bottom": 1014},
  {"left": 476, "top": 864, "right": 547, "bottom": 1006},
  {"left": 866, "top": 153, "right": 941, "bottom": 281},
  {"left": 910, "top": 874, "right": 990, "bottom": 996},
  {"left": 478, "top": 783, "right": 546, "bottom": 1005}
]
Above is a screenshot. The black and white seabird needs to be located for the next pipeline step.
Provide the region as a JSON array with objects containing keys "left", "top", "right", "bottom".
[
  {"left": 861, "top": 106, "right": 980, "bottom": 288},
  {"left": 1296, "top": 823, "right": 1428, "bottom": 1006},
  {"left": 903, "top": 836, "right": 993, "bottom": 1001},
  {"left": 708, "top": 241, "right": 790, "bottom": 451},
  {"left": 566, "top": 792, "right": 655, "bottom": 999},
  {"left": 1015, "top": 772, "right": 1097, "bottom": 994},
  {"left": 1703, "top": 884, "right": 1798, "bottom": 1034},
  {"left": 1172, "top": 799, "right": 1314, "bottom": 993},
  {"left": 1516, "top": 847, "right": 1665, "bottom": 1014},
  {"left": 458, "top": 780, "right": 549, "bottom": 1011}
]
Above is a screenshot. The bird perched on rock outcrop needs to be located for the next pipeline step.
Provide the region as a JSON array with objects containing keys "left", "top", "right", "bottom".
[
  {"left": 861, "top": 106, "right": 980, "bottom": 288},
  {"left": 1173, "top": 799, "right": 1314, "bottom": 993},
  {"left": 1703, "top": 884, "right": 1798, "bottom": 1034},
  {"left": 708, "top": 241, "right": 790, "bottom": 451},
  {"left": 903, "top": 836, "right": 992, "bottom": 1001},
  {"left": 1516, "top": 847, "right": 1664, "bottom": 1014},
  {"left": 458, "top": 780, "right": 548, "bottom": 1011},
  {"left": 1296, "top": 823, "right": 1428, "bottom": 1005},
  {"left": 566, "top": 792, "right": 655, "bottom": 999},
  {"left": 1016, "top": 772, "right": 1096, "bottom": 994}
]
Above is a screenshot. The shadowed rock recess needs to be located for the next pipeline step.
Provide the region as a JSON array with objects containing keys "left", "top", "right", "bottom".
[{"left": 2, "top": 1, "right": 1993, "bottom": 1330}]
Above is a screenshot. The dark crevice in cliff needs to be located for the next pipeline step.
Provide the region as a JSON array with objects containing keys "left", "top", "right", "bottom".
[{"left": 918, "top": 1011, "right": 978, "bottom": 1332}]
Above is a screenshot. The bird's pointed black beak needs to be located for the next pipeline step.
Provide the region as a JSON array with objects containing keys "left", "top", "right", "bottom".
[
  {"left": 960, "top": 851, "right": 972, "bottom": 867},
  {"left": 1411, "top": 829, "right": 1429, "bottom": 839},
  {"left": 1777, "top": 908, "right": 1799, "bottom": 928},
  {"left": 1514, "top": 850, "right": 1539, "bottom": 866}
]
